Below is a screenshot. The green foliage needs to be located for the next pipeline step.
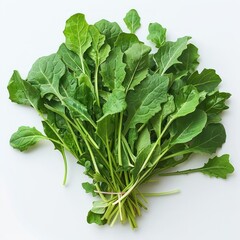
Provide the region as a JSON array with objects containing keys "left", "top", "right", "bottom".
[
  {"left": 8, "top": 9, "right": 233, "bottom": 229},
  {"left": 123, "top": 9, "right": 141, "bottom": 34},
  {"left": 10, "top": 126, "right": 46, "bottom": 151}
]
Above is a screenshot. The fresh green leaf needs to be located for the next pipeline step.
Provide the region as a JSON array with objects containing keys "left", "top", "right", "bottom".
[
  {"left": 8, "top": 70, "right": 40, "bottom": 109},
  {"left": 124, "top": 74, "right": 169, "bottom": 132},
  {"left": 42, "top": 120, "right": 63, "bottom": 152},
  {"left": 178, "top": 43, "right": 199, "bottom": 73},
  {"left": 154, "top": 36, "right": 190, "bottom": 75},
  {"left": 10, "top": 126, "right": 46, "bottom": 151},
  {"left": 171, "top": 85, "right": 200, "bottom": 119},
  {"left": 57, "top": 43, "right": 82, "bottom": 72},
  {"left": 101, "top": 47, "right": 126, "bottom": 91},
  {"left": 28, "top": 54, "right": 65, "bottom": 98},
  {"left": 187, "top": 69, "right": 221, "bottom": 92},
  {"left": 200, "top": 155, "right": 234, "bottom": 179},
  {"left": 115, "top": 33, "right": 140, "bottom": 52},
  {"left": 198, "top": 91, "right": 231, "bottom": 114},
  {"left": 169, "top": 110, "right": 207, "bottom": 144},
  {"left": 95, "top": 19, "right": 122, "bottom": 47},
  {"left": 88, "top": 26, "right": 110, "bottom": 65},
  {"left": 75, "top": 73, "right": 94, "bottom": 108},
  {"left": 82, "top": 182, "right": 97, "bottom": 196},
  {"left": 102, "top": 89, "right": 127, "bottom": 116},
  {"left": 87, "top": 211, "right": 106, "bottom": 225},
  {"left": 59, "top": 71, "right": 77, "bottom": 98},
  {"left": 123, "top": 43, "right": 151, "bottom": 90},
  {"left": 188, "top": 123, "right": 226, "bottom": 154},
  {"left": 91, "top": 201, "right": 108, "bottom": 214},
  {"left": 160, "top": 154, "right": 234, "bottom": 179},
  {"left": 147, "top": 23, "right": 166, "bottom": 48},
  {"left": 123, "top": 9, "right": 141, "bottom": 34},
  {"left": 64, "top": 13, "right": 92, "bottom": 74}
]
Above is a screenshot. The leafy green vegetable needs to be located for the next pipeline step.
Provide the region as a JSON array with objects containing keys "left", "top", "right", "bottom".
[
  {"left": 10, "top": 126, "right": 46, "bottom": 151},
  {"left": 169, "top": 110, "right": 207, "bottom": 144},
  {"left": 154, "top": 36, "right": 190, "bottom": 75},
  {"left": 123, "top": 9, "right": 141, "bottom": 34},
  {"left": 8, "top": 9, "right": 233, "bottom": 229},
  {"left": 147, "top": 23, "right": 166, "bottom": 48},
  {"left": 159, "top": 155, "right": 234, "bottom": 179}
]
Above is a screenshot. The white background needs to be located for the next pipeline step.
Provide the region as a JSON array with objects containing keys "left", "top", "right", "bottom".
[{"left": 0, "top": 0, "right": 240, "bottom": 239}]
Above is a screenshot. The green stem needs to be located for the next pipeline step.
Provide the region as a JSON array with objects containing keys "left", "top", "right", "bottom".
[
  {"left": 118, "top": 112, "right": 123, "bottom": 166},
  {"left": 137, "top": 123, "right": 146, "bottom": 133},
  {"left": 135, "top": 189, "right": 148, "bottom": 203},
  {"left": 94, "top": 64, "right": 100, "bottom": 107},
  {"left": 62, "top": 150, "right": 68, "bottom": 185},
  {"left": 140, "top": 189, "right": 180, "bottom": 197},
  {"left": 121, "top": 135, "right": 136, "bottom": 163},
  {"left": 106, "top": 137, "right": 117, "bottom": 189},
  {"left": 85, "top": 140, "right": 99, "bottom": 173},
  {"left": 78, "top": 120, "right": 99, "bottom": 149},
  {"left": 45, "top": 137, "right": 66, "bottom": 149},
  {"left": 162, "top": 149, "right": 191, "bottom": 160},
  {"left": 65, "top": 121, "right": 83, "bottom": 155},
  {"left": 159, "top": 167, "right": 202, "bottom": 176}
]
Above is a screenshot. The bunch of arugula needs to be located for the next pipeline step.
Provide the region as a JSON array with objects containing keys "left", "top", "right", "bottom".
[{"left": 8, "top": 9, "right": 234, "bottom": 228}]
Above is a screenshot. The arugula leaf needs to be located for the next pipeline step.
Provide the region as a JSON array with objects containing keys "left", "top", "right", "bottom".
[
  {"left": 178, "top": 43, "right": 199, "bottom": 73},
  {"left": 101, "top": 47, "right": 126, "bottom": 90},
  {"left": 160, "top": 155, "right": 234, "bottom": 179},
  {"left": 147, "top": 23, "right": 166, "bottom": 48},
  {"left": 124, "top": 74, "right": 169, "bottom": 132},
  {"left": 87, "top": 211, "right": 106, "bottom": 225},
  {"left": 124, "top": 9, "right": 141, "bottom": 34},
  {"left": 64, "top": 13, "right": 92, "bottom": 74},
  {"left": 82, "top": 182, "right": 97, "bottom": 196},
  {"left": 91, "top": 201, "right": 108, "bottom": 214},
  {"left": 115, "top": 32, "right": 140, "bottom": 52},
  {"left": 187, "top": 69, "right": 221, "bottom": 92},
  {"left": 10, "top": 126, "right": 46, "bottom": 151},
  {"left": 42, "top": 120, "right": 63, "bottom": 152},
  {"left": 198, "top": 91, "right": 231, "bottom": 114},
  {"left": 88, "top": 26, "right": 110, "bottom": 65},
  {"left": 95, "top": 19, "right": 122, "bottom": 47},
  {"left": 28, "top": 54, "right": 65, "bottom": 98},
  {"left": 59, "top": 71, "right": 77, "bottom": 98},
  {"left": 171, "top": 85, "right": 200, "bottom": 119},
  {"left": 200, "top": 155, "right": 234, "bottom": 179},
  {"left": 154, "top": 36, "right": 190, "bottom": 75},
  {"left": 102, "top": 89, "right": 127, "bottom": 116},
  {"left": 75, "top": 73, "right": 94, "bottom": 108},
  {"left": 57, "top": 44, "right": 82, "bottom": 72},
  {"left": 123, "top": 43, "right": 151, "bottom": 90},
  {"left": 8, "top": 70, "right": 40, "bottom": 109},
  {"left": 169, "top": 110, "right": 207, "bottom": 144},
  {"left": 188, "top": 123, "right": 226, "bottom": 154}
]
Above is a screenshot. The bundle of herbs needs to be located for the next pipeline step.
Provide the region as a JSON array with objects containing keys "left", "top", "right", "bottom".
[{"left": 8, "top": 9, "right": 234, "bottom": 228}]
